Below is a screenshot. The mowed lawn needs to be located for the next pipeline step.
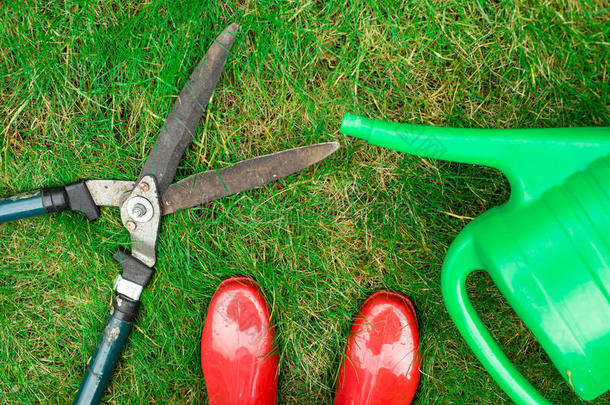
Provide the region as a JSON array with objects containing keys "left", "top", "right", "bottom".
[{"left": 1, "top": 1, "right": 608, "bottom": 403}]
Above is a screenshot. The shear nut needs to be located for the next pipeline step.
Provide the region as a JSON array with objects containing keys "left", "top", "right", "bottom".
[{"left": 127, "top": 196, "right": 154, "bottom": 222}]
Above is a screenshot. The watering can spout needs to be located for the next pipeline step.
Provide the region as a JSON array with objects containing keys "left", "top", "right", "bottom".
[
  {"left": 342, "top": 113, "right": 500, "bottom": 164},
  {"left": 341, "top": 113, "right": 610, "bottom": 203}
]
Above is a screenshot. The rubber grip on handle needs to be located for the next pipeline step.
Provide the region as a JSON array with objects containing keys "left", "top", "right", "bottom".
[
  {"left": 441, "top": 233, "right": 550, "bottom": 405},
  {"left": 73, "top": 315, "right": 133, "bottom": 405}
]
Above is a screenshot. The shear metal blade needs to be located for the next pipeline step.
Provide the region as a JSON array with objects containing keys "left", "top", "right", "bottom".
[
  {"left": 161, "top": 142, "right": 340, "bottom": 215},
  {"left": 86, "top": 180, "right": 135, "bottom": 207},
  {"left": 138, "top": 23, "right": 240, "bottom": 192}
]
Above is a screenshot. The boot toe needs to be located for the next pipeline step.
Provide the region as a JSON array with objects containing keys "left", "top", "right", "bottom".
[
  {"left": 335, "top": 291, "right": 421, "bottom": 405},
  {"left": 201, "top": 277, "right": 278, "bottom": 405}
]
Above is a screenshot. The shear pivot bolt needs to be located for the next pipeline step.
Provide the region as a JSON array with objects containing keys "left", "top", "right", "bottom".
[
  {"left": 126, "top": 196, "right": 154, "bottom": 222},
  {"left": 132, "top": 203, "right": 147, "bottom": 218},
  {"left": 125, "top": 221, "right": 137, "bottom": 231},
  {"left": 139, "top": 182, "right": 150, "bottom": 192}
]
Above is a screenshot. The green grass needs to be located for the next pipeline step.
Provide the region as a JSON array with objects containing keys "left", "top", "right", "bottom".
[{"left": 1, "top": 0, "right": 608, "bottom": 403}]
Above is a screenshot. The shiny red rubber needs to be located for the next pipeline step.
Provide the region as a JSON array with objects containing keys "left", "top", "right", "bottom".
[
  {"left": 201, "top": 276, "right": 278, "bottom": 405},
  {"left": 334, "top": 291, "right": 421, "bottom": 405}
]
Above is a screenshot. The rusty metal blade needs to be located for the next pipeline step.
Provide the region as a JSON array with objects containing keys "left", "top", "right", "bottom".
[
  {"left": 138, "top": 23, "right": 240, "bottom": 192},
  {"left": 161, "top": 142, "right": 340, "bottom": 215},
  {"left": 86, "top": 180, "right": 135, "bottom": 207}
]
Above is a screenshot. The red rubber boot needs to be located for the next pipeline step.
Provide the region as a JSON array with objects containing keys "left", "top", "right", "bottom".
[
  {"left": 334, "top": 291, "right": 421, "bottom": 405},
  {"left": 201, "top": 276, "right": 278, "bottom": 405}
]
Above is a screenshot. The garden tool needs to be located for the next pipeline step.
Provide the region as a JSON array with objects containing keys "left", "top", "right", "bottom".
[
  {"left": 340, "top": 113, "right": 610, "bottom": 404},
  {"left": 0, "top": 23, "right": 339, "bottom": 404}
]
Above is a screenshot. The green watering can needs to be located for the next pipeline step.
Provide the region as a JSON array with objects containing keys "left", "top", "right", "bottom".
[{"left": 341, "top": 113, "right": 610, "bottom": 404}]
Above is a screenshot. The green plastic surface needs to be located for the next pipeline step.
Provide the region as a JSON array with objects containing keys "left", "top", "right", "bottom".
[{"left": 341, "top": 113, "right": 610, "bottom": 404}]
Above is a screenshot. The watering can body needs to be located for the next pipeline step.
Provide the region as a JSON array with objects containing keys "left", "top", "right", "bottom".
[
  {"left": 445, "top": 159, "right": 610, "bottom": 402},
  {"left": 341, "top": 114, "right": 610, "bottom": 404}
]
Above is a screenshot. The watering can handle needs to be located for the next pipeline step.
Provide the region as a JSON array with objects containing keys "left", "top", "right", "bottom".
[{"left": 441, "top": 233, "right": 551, "bottom": 405}]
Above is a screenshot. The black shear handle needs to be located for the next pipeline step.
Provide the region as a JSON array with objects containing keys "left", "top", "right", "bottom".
[{"left": 73, "top": 313, "right": 133, "bottom": 405}]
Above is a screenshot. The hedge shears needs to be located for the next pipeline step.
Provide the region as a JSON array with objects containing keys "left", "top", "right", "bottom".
[{"left": 0, "top": 23, "right": 339, "bottom": 404}]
